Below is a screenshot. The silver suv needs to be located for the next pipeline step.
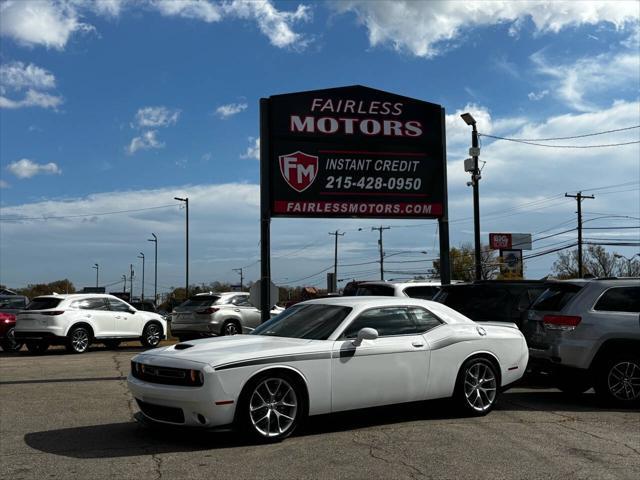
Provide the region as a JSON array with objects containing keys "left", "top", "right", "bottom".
[
  {"left": 170, "top": 292, "right": 262, "bottom": 340},
  {"left": 524, "top": 278, "right": 640, "bottom": 406}
]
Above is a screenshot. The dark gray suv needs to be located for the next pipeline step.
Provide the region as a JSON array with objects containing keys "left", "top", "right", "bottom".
[{"left": 525, "top": 278, "right": 640, "bottom": 406}]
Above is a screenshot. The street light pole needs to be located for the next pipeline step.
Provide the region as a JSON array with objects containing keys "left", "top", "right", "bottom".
[
  {"left": 93, "top": 263, "right": 99, "bottom": 288},
  {"left": 138, "top": 253, "right": 145, "bottom": 301},
  {"left": 461, "top": 112, "right": 482, "bottom": 281},
  {"left": 174, "top": 197, "right": 189, "bottom": 300},
  {"left": 328, "top": 230, "right": 345, "bottom": 292},
  {"left": 148, "top": 233, "right": 158, "bottom": 304},
  {"left": 373, "top": 226, "right": 390, "bottom": 280}
]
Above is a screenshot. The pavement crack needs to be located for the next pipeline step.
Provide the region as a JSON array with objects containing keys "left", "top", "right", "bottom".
[
  {"left": 556, "top": 422, "right": 640, "bottom": 457},
  {"left": 352, "top": 431, "right": 429, "bottom": 479},
  {"left": 111, "top": 353, "right": 136, "bottom": 417},
  {"left": 151, "top": 453, "right": 163, "bottom": 480}
]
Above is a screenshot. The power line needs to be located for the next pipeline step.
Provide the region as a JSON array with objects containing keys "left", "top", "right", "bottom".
[
  {"left": 479, "top": 125, "right": 639, "bottom": 142},
  {"left": 479, "top": 137, "right": 639, "bottom": 148},
  {"left": 0, "top": 204, "right": 178, "bottom": 222}
]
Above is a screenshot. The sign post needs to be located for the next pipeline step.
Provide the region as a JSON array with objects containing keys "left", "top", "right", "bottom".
[{"left": 260, "top": 86, "right": 450, "bottom": 320}]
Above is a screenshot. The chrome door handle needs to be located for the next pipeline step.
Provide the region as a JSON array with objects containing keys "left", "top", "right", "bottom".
[
  {"left": 234, "top": 309, "right": 241, "bottom": 312},
  {"left": 411, "top": 342, "right": 424, "bottom": 348}
]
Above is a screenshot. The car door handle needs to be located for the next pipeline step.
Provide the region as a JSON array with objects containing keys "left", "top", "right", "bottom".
[
  {"left": 411, "top": 341, "right": 424, "bottom": 348},
  {"left": 233, "top": 309, "right": 241, "bottom": 312}
]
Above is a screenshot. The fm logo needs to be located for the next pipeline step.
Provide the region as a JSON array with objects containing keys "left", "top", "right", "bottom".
[{"left": 279, "top": 151, "right": 318, "bottom": 193}]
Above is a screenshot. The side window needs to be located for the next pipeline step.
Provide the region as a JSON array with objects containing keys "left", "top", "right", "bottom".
[
  {"left": 74, "top": 298, "right": 109, "bottom": 311},
  {"left": 342, "top": 307, "right": 417, "bottom": 338},
  {"left": 593, "top": 287, "right": 640, "bottom": 313},
  {"left": 232, "top": 296, "right": 253, "bottom": 307},
  {"left": 108, "top": 298, "right": 131, "bottom": 312},
  {"left": 408, "top": 307, "right": 443, "bottom": 332}
]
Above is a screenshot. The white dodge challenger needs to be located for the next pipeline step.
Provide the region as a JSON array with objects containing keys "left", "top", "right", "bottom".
[{"left": 128, "top": 297, "right": 528, "bottom": 441}]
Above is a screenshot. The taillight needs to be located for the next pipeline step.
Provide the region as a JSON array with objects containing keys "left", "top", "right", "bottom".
[
  {"left": 40, "top": 310, "right": 65, "bottom": 316},
  {"left": 543, "top": 315, "right": 581, "bottom": 331},
  {"left": 196, "top": 307, "right": 218, "bottom": 315},
  {"left": 0, "top": 312, "right": 16, "bottom": 323}
]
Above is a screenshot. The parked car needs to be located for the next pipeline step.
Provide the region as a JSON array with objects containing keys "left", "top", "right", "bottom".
[
  {"left": 14, "top": 294, "right": 167, "bottom": 354},
  {"left": 0, "top": 295, "right": 29, "bottom": 352},
  {"left": 171, "top": 292, "right": 274, "bottom": 340},
  {"left": 432, "top": 280, "right": 549, "bottom": 328},
  {"left": 128, "top": 296, "right": 528, "bottom": 441},
  {"left": 524, "top": 278, "right": 640, "bottom": 406},
  {"left": 355, "top": 280, "right": 453, "bottom": 300}
]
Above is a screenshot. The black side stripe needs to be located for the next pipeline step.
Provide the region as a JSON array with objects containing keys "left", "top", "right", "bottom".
[{"left": 215, "top": 352, "right": 332, "bottom": 371}]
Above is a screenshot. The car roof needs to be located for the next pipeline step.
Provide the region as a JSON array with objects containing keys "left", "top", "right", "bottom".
[
  {"left": 33, "top": 293, "right": 122, "bottom": 300},
  {"left": 193, "top": 291, "right": 246, "bottom": 296},
  {"left": 299, "top": 296, "right": 440, "bottom": 308}
]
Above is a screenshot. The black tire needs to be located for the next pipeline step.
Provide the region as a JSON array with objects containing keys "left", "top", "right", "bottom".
[
  {"left": 221, "top": 320, "right": 241, "bottom": 336},
  {"left": 1, "top": 327, "right": 24, "bottom": 352},
  {"left": 66, "top": 326, "right": 91, "bottom": 354},
  {"left": 454, "top": 357, "right": 500, "bottom": 416},
  {"left": 141, "top": 322, "right": 162, "bottom": 348},
  {"left": 238, "top": 372, "right": 305, "bottom": 442},
  {"left": 594, "top": 353, "right": 640, "bottom": 407},
  {"left": 25, "top": 341, "right": 49, "bottom": 354},
  {"left": 103, "top": 340, "right": 121, "bottom": 350}
]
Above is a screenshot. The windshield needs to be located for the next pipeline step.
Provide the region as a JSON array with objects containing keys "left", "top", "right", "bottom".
[
  {"left": 177, "top": 295, "right": 220, "bottom": 310},
  {"left": 252, "top": 304, "right": 352, "bottom": 340},
  {"left": 0, "top": 297, "right": 27, "bottom": 309}
]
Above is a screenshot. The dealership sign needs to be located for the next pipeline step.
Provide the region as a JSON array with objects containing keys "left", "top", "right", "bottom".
[
  {"left": 262, "top": 85, "right": 446, "bottom": 218},
  {"left": 489, "top": 233, "right": 532, "bottom": 250}
]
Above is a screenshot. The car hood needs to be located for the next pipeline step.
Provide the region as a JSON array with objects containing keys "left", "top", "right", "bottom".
[{"left": 135, "top": 335, "right": 326, "bottom": 368}]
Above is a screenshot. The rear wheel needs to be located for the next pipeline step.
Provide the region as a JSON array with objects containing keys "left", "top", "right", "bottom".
[
  {"left": 594, "top": 353, "right": 640, "bottom": 407},
  {"left": 239, "top": 373, "right": 304, "bottom": 442},
  {"left": 26, "top": 341, "right": 49, "bottom": 354},
  {"left": 221, "top": 320, "right": 241, "bottom": 336},
  {"left": 67, "top": 326, "right": 91, "bottom": 354},
  {"left": 141, "top": 322, "right": 162, "bottom": 348},
  {"left": 454, "top": 357, "right": 499, "bottom": 416},
  {"left": 1, "top": 327, "right": 23, "bottom": 352}
]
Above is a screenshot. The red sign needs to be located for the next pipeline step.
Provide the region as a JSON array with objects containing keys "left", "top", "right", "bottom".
[
  {"left": 279, "top": 151, "right": 318, "bottom": 193},
  {"left": 490, "top": 233, "right": 512, "bottom": 249}
]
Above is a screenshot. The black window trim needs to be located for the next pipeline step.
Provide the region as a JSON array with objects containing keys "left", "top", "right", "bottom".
[
  {"left": 591, "top": 285, "right": 640, "bottom": 314},
  {"left": 406, "top": 306, "right": 446, "bottom": 334}
]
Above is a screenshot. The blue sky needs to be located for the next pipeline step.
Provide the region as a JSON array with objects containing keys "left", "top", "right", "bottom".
[{"left": 1, "top": 0, "right": 639, "bottom": 295}]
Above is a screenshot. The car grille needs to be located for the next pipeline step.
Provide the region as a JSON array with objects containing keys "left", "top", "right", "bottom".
[
  {"left": 131, "top": 361, "right": 203, "bottom": 387},
  {"left": 136, "top": 399, "right": 185, "bottom": 424}
]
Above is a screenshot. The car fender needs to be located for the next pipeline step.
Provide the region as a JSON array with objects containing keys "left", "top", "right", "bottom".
[{"left": 63, "top": 316, "right": 99, "bottom": 337}]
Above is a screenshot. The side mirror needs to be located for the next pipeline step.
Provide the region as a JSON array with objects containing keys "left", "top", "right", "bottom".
[
  {"left": 128, "top": 308, "right": 136, "bottom": 314},
  {"left": 352, "top": 327, "right": 378, "bottom": 346}
]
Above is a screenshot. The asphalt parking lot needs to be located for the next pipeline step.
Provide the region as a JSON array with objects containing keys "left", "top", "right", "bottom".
[{"left": 1, "top": 345, "right": 639, "bottom": 480}]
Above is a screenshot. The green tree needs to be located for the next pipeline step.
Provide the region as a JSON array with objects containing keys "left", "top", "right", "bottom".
[
  {"left": 433, "top": 243, "right": 499, "bottom": 281},
  {"left": 17, "top": 279, "right": 75, "bottom": 298}
]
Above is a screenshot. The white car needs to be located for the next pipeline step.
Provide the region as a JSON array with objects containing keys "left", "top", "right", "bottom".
[
  {"left": 128, "top": 297, "right": 528, "bottom": 441},
  {"left": 355, "top": 280, "right": 462, "bottom": 300},
  {"left": 15, "top": 294, "right": 167, "bottom": 354}
]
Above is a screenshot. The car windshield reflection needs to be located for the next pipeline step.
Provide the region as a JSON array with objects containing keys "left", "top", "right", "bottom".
[{"left": 251, "top": 304, "right": 351, "bottom": 340}]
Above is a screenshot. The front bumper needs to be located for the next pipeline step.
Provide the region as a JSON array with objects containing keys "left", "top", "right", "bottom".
[{"left": 127, "top": 373, "right": 236, "bottom": 428}]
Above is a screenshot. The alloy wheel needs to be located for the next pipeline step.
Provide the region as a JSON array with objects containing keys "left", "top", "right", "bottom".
[
  {"left": 249, "top": 377, "right": 298, "bottom": 438},
  {"left": 71, "top": 329, "right": 89, "bottom": 353},
  {"left": 224, "top": 322, "right": 240, "bottom": 335},
  {"left": 464, "top": 361, "right": 497, "bottom": 412},
  {"left": 146, "top": 324, "right": 161, "bottom": 346},
  {"left": 607, "top": 361, "right": 640, "bottom": 401}
]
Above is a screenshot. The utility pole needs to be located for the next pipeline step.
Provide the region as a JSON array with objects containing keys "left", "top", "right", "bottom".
[
  {"left": 138, "top": 252, "right": 145, "bottom": 301},
  {"left": 328, "top": 230, "right": 345, "bottom": 292},
  {"left": 233, "top": 268, "right": 244, "bottom": 290},
  {"left": 148, "top": 233, "right": 158, "bottom": 304},
  {"left": 174, "top": 197, "right": 189, "bottom": 299},
  {"left": 130, "top": 264, "right": 134, "bottom": 298},
  {"left": 461, "top": 112, "right": 482, "bottom": 281},
  {"left": 372, "top": 226, "right": 390, "bottom": 280},
  {"left": 121, "top": 275, "right": 127, "bottom": 293},
  {"left": 93, "top": 263, "right": 99, "bottom": 288},
  {"left": 565, "top": 192, "right": 595, "bottom": 278}
]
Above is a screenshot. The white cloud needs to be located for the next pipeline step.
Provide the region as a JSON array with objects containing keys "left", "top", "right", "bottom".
[
  {"left": 0, "top": 61, "right": 63, "bottom": 110},
  {"left": 331, "top": 1, "right": 639, "bottom": 57},
  {"left": 0, "top": 0, "right": 94, "bottom": 50},
  {"left": 241, "top": 137, "right": 260, "bottom": 160},
  {"left": 222, "top": 0, "right": 311, "bottom": 49},
  {"left": 531, "top": 50, "right": 640, "bottom": 111},
  {"left": 127, "top": 130, "right": 164, "bottom": 154},
  {"left": 133, "top": 106, "right": 180, "bottom": 128},
  {"left": 528, "top": 90, "right": 549, "bottom": 101},
  {"left": 7, "top": 159, "right": 62, "bottom": 179},
  {"left": 152, "top": 0, "right": 222, "bottom": 22},
  {"left": 215, "top": 102, "right": 248, "bottom": 118}
]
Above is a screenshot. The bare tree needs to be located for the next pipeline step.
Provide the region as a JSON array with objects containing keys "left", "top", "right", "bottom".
[{"left": 552, "top": 246, "right": 640, "bottom": 279}]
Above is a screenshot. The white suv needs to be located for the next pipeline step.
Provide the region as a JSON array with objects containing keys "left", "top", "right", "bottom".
[
  {"left": 15, "top": 294, "right": 167, "bottom": 354},
  {"left": 354, "top": 280, "right": 452, "bottom": 300}
]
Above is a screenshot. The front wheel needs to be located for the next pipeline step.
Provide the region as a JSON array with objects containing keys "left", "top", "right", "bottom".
[
  {"left": 239, "top": 373, "right": 304, "bottom": 442},
  {"left": 1, "top": 327, "right": 24, "bottom": 352},
  {"left": 141, "top": 323, "right": 162, "bottom": 348},
  {"left": 454, "top": 357, "right": 499, "bottom": 416},
  {"left": 594, "top": 354, "right": 640, "bottom": 407}
]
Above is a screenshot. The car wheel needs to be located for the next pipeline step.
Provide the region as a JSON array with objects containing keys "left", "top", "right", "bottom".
[
  {"left": 103, "top": 340, "right": 121, "bottom": 350},
  {"left": 67, "top": 326, "right": 91, "bottom": 354},
  {"left": 141, "top": 323, "right": 162, "bottom": 348},
  {"left": 25, "top": 341, "right": 49, "bottom": 354},
  {"left": 221, "top": 320, "right": 241, "bottom": 336},
  {"left": 1, "top": 327, "right": 24, "bottom": 352},
  {"left": 594, "top": 354, "right": 640, "bottom": 407},
  {"left": 240, "top": 373, "right": 304, "bottom": 442},
  {"left": 455, "top": 357, "right": 499, "bottom": 416}
]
